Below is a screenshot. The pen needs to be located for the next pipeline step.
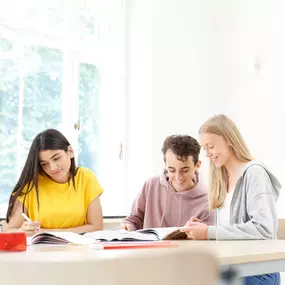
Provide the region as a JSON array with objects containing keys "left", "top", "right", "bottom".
[
  {"left": 21, "top": 213, "right": 32, "bottom": 222},
  {"left": 21, "top": 213, "right": 40, "bottom": 230}
]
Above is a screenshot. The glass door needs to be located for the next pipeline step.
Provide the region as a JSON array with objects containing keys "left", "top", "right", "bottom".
[
  {"left": 0, "top": 0, "right": 126, "bottom": 218},
  {"left": 0, "top": 40, "right": 64, "bottom": 214},
  {"left": 76, "top": 60, "right": 126, "bottom": 216}
]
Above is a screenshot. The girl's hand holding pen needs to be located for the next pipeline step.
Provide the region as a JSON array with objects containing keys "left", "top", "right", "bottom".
[{"left": 20, "top": 213, "right": 41, "bottom": 236}]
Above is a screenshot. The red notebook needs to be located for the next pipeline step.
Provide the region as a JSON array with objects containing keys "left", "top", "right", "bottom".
[
  {"left": 100, "top": 241, "right": 178, "bottom": 250},
  {"left": 0, "top": 232, "right": 27, "bottom": 252}
]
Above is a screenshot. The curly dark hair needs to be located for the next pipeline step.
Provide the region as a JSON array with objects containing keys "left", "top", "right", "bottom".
[{"left": 162, "top": 135, "right": 201, "bottom": 164}]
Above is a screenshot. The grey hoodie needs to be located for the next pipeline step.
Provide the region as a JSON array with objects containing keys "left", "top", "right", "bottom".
[{"left": 208, "top": 160, "right": 282, "bottom": 240}]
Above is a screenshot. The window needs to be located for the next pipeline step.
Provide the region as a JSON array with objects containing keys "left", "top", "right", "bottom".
[{"left": 0, "top": 0, "right": 126, "bottom": 217}]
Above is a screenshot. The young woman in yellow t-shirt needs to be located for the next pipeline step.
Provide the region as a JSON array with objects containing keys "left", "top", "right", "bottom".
[{"left": 4, "top": 129, "right": 104, "bottom": 236}]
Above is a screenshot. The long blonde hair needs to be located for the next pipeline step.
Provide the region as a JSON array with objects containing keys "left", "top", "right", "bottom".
[{"left": 199, "top": 114, "right": 253, "bottom": 210}]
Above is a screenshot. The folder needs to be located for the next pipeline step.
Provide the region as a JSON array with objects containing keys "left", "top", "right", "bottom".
[{"left": 0, "top": 232, "right": 27, "bottom": 251}]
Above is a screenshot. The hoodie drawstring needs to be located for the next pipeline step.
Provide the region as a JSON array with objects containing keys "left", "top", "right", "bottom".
[
  {"left": 177, "top": 194, "right": 182, "bottom": 226},
  {"left": 160, "top": 187, "right": 169, "bottom": 227}
]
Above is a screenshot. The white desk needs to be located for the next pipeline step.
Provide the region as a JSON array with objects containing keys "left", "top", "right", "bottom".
[
  {"left": 0, "top": 240, "right": 285, "bottom": 284},
  {"left": 180, "top": 240, "right": 285, "bottom": 277},
  {"left": 0, "top": 244, "right": 218, "bottom": 285}
]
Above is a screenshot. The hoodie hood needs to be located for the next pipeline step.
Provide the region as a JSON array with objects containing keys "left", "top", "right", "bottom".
[
  {"left": 241, "top": 160, "right": 281, "bottom": 199},
  {"left": 159, "top": 170, "right": 208, "bottom": 199},
  {"left": 158, "top": 170, "right": 211, "bottom": 227}
]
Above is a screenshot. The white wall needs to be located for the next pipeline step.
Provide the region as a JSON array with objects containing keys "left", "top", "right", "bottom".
[
  {"left": 126, "top": 0, "right": 216, "bottom": 205},
  {"left": 125, "top": 0, "right": 153, "bottom": 206},
  {"left": 126, "top": 0, "right": 285, "bottom": 215},
  {"left": 210, "top": 0, "right": 285, "bottom": 216},
  {"left": 151, "top": 0, "right": 217, "bottom": 173}
]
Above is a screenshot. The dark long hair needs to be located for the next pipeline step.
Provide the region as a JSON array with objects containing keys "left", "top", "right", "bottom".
[{"left": 6, "top": 129, "right": 77, "bottom": 222}]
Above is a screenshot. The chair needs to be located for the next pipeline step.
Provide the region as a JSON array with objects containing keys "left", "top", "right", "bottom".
[
  {"left": 0, "top": 220, "right": 7, "bottom": 232},
  {"left": 277, "top": 218, "right": 285, "bottom": 239}
]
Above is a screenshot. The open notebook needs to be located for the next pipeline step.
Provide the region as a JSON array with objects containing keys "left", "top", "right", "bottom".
[
  {"left": 27, "top": 232, "right": 94, "bottom": 246},
  {"left": 27, "top": 227, "right": 187, "bottom": 246},
  {"left": 84, "top": 227, "right": 188, "bottom": 242}
]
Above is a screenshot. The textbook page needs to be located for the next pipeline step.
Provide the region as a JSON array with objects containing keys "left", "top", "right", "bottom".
[
  {"left": 84, "top": 229, "right": 159, "bottom": 241},
  {"left": 28, "top": 232, "right": 94, "bottom": 245}
]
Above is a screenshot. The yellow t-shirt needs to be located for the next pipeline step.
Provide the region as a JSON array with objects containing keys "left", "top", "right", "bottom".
[{"left": 17, "top": 167, "right": 103, "bottom": 229}]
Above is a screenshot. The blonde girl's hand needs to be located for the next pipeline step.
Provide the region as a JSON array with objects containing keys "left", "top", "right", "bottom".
[{"left": 180, "top": 223, "right": 208, "bottom": 240}]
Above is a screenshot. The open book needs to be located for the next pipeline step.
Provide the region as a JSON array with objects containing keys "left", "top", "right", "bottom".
[
  {"left": 27, "top": 232, "right": 95, "bottom": 246},
  {"left": 84, "top": 227, "right": 188, "bottom": 242},
  {"left": 27, "top": 227, "right": 188, "bottom": 246}
]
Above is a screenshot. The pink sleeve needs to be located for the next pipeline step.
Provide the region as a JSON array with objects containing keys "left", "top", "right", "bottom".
[
  {"left": 121, "top": 182, "right": 148, "bottom": 230},
  {"left": 199, "top": 210, "right": 215, "bottom": 226}
]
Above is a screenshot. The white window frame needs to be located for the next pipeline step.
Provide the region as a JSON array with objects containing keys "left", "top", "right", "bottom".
[{"left": 0, "top": 0, "right": 128, "bottom": 217}]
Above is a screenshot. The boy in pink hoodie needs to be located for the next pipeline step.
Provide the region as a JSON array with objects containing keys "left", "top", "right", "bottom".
[{"left": 121, "top": 135, "right": 214, "bottom": 231}]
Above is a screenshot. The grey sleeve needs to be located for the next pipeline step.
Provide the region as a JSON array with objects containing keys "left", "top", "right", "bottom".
[{"left": 208, "top": 166, "right": 278, "bottom": 240}]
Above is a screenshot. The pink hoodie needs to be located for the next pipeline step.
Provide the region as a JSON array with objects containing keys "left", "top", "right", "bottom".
[{"left": 122, "top": 172, "right": 214, "bottom": 230}]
